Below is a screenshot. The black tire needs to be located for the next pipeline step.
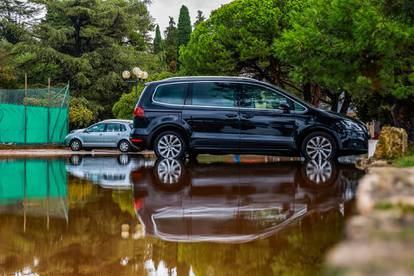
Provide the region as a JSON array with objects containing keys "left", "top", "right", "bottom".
[
  {"left": 118, "top": 139, "right": 131, "bottom": 153},
  {"left": 154, "top": 131, "right": 186, "bottom": 159},
  {"left": 117, "top": 154, "right": 131, "bottom": 165},
  {"left": 69, "top": 155, "right": 83, "bottom": 165},
  {"left": 301, "top": 131, "right": 337, "bottom": 160},
  {"left": 188, "top": 150, "right": 198, "bottom": 161},
  {"left": 69, "top": 139, "right": 82, "bottom": 151}
]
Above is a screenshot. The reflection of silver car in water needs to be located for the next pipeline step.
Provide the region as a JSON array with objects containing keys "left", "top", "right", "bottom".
[
  {"left": 132, "top": 158, "right": 364, "bottom": 243},
  {"left": 66, "top": 155, "right": 154, "bottom": 189}
]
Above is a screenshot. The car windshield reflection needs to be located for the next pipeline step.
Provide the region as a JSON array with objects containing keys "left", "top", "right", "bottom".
[{"left": 133, "top": 156, "right": 364, "bottom": 243}]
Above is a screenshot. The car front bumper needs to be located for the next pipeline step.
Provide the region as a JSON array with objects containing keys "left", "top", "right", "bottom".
[{"left": 339, "top": 130, "right": 369, "bottom": 155}]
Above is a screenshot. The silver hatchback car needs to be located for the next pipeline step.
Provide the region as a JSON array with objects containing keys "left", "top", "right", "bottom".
[{"left": 65, "top": 119, "right": 135, "bottom": 152}]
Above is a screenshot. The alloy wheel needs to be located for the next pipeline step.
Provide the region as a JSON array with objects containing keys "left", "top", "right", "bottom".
[
  {"left": 305, "top": 159, "right": 333, "bottom": 184},
  {"left": 157, "top": 159, "right": 183, "bottom": 184},
  {"left": 70, "top": 140, "right": 81, "bottom": 151},
  {"left": 119, "top": 140, "right": 130, "bottom": 152},
  {"left": 305, "top": 136, "right": 332, "bottom": 160},
  {"left": 157, "top": 134, "right": 182, "bottom": 159}
]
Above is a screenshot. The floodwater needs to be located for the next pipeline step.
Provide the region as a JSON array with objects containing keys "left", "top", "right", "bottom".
[{"left": 0, "top": 155, "right": 365, "bottom": 275}]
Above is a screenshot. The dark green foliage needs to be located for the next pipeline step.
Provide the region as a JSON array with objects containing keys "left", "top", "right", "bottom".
[
  {"left": 153, "top": 24, "right": 162, "bottom": 54},
  {"left": 0, "top": 41, "right": 16, "bottom": 88},
  {"left": 8, "top": 0, "right": 153, "bottom": 121},
  {"left": 194, "top": 10, "right": 205, "bottom": 27},
  {"left": 276, "top": 0, "right": 414, "bottom": 137},
  {"left": 180, "top": 0, "right": 295, "bottom": 89},
  {"left": 164, "top": 17, "right": 179, "bottom": 72},
  {"left": 0, "top": 0, "right": 41, "bottom": 44},
  {"left": 177, "top": 5, "right": 192, "bottom": 47}
]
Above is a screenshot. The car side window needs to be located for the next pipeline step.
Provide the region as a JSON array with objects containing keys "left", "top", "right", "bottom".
[
  {"left": 106, "top": 123, "right": 121, "bottom": 132},
  {"left": 120, "top": 124, "right": 127, "bottom": 132},
  {"left": 153, "top": 83, "right": 187, "bottom": 105},
  {"left": 87, "top": 123, "right": 105, "bottom": 133},
  {"left": 240, "top": 84, "right": 291, "bottom": 110},
  {"left": 191, "top": 82, "right": 238, "bottom": 107}
]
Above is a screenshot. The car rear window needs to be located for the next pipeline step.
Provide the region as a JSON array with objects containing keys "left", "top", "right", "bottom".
[
  {"left": 191, "top": 82, "right": 238, "bottom": 107},
  {"left": 153, "top": 83, "right": 187, "bottom": 105}
]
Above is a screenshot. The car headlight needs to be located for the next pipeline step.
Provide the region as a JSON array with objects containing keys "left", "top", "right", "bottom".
[{"left": 340, "top": 120, "right": 364, "bottom": 132}]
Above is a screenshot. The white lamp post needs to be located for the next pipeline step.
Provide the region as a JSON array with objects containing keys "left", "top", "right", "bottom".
[{"left": 122, "top": 68, "right": 149, "bottom": 98}]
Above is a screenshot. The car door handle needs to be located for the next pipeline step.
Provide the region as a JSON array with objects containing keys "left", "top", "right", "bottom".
[{"left": 225, "top": 113, "right": 238, "bottom": 118}]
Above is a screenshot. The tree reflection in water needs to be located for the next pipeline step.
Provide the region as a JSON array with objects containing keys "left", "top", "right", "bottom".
[{"left": 0, "top": 155, "right": 364, "bottom": 275}]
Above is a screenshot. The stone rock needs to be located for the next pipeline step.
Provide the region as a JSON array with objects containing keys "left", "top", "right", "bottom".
[
  {"left": 326, "top": 212, "right": 414, "bottom": 276},
  {"left": 326, "top": 167, "right": 414, "bottom": 275},
  {"left": 374, "top": 126, "right": 408, "bottom": 160},
  {"left": 357, "top": 167, "right": 414, "bottom": 215}
]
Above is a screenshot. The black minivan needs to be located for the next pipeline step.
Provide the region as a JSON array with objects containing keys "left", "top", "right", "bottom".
[{"left": 130, "top": 76, "right": 368, "bottom": 160}]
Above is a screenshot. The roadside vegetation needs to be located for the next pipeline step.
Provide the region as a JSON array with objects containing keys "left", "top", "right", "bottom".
[
  {"left": 394, "top": 150, "right": 414, "bottom": 168},
  {"left": 0, "top": 0, "right": 413, "bottom": 140}
]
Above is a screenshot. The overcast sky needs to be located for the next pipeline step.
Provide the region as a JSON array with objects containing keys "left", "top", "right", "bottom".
[{"left": 148, "top": 0, "right": 232, "bottom": 36}]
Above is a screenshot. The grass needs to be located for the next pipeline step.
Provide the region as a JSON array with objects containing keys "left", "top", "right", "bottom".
[
  {"left": 393, "top": 152, "right": 414, "bottom": 167},
  {"left": 393, "top": 144, "right": 414, "bottom": 167}
]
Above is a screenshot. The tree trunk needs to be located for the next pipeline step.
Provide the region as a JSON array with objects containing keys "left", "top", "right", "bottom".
[
  {"left": 339, "top": 90, "right": 351, "bottom": 115},
  {"left": 330, "top": 93, "right": 339, "bottom": 112},
  {"left": 303, "top": 82, "right": 312, "bottom": 103},
  {"left": 311, "top": 83, "right": 321, "bottom": 107},
  {"left": 74, "top": 17, "right": 81, "bottom": 57},
  {"left": 391, "top": 102, "right": 414, "bottom": 140}
]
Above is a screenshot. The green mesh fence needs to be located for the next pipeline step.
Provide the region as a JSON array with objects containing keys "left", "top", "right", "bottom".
[
  {"left": 0, "top": 159, "right": 67, "bottom": 204},
  {"left": 0, "top": 85, "right": 69, "bottom": 144}
]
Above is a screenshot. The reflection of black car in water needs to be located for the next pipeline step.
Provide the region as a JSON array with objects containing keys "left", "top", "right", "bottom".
[{"left": 132, "top": 158, "right": 364, "bottom": 243}]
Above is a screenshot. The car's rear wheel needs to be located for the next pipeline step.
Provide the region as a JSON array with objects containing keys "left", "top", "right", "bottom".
[
  {"left": 118, "top": 140, "right": 131, "bottom": 153},
  {"left": 154, "top": 131, "right": 186, "bottom": 159},
  {"left": 70, "top": 139, "right": 82, "bottom": 151},
  {"left": 301, "top": 132, "right": 337, "bottom": 160}
]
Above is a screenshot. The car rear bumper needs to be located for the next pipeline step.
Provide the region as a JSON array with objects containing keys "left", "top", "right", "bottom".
[{"left": 130, "top": 130, "right": 150, "bottom": 149}]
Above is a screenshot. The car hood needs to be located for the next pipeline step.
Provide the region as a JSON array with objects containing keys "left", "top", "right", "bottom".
[
  {"left": 316, "top": 108, "right": 362, "bottom": 124},
  {"left": 70, "top": 128, "right": 85, "bottom": 134}
]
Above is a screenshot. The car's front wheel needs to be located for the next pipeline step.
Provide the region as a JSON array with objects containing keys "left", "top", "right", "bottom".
[
  {"left": 118, "top": 140, "right": 131, "bottom": 153},
  {"left": 301, "top": 132, "right": 337, "bottom": 160},
  {"left": 69, "top": 139, "right": 82, "bottom": 151},
  {"left": 154, "top": 131, "right": 186, "bottom": 159}
]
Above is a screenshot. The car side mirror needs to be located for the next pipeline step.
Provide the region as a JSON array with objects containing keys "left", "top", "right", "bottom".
[
  {"left": 84, "top": 129, "right": 89, "bottom": 133},
  {"left": 279, "top": 103, "right": 290, "bottom": 113}
]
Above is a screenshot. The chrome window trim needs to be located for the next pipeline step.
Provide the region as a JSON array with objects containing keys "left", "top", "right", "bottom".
[{"left": 151, "top": 80, "right": 309, "bottom": 114}]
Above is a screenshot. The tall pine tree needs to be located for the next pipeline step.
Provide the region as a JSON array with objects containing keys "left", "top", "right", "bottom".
[
  {"left": 153, "top": 24, "right": 162, "bottom": 54},
  {"left": 164, "top": 17, "right": 178, "bottom": 72},
  {"left": 0, "top": 0, "right": 41, "bottom": 44},
  {"left": 177, "top": 5, "right": 191, "bottom": 47},
  {"left": 194, "top": 10, "right": 205, "bottom": 27}
]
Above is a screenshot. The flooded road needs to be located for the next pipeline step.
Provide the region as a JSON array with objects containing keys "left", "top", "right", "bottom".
[{"left": 0, "top": 155, "right": 365, "bottom": 275}]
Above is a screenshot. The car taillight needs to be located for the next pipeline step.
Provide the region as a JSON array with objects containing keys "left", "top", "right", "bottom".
[
  {"left": 133, "top": 107, "right": 144, "bottom": 117},
  {"left": 134, "top": 198, "right": 144, "bottom": 211}
]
